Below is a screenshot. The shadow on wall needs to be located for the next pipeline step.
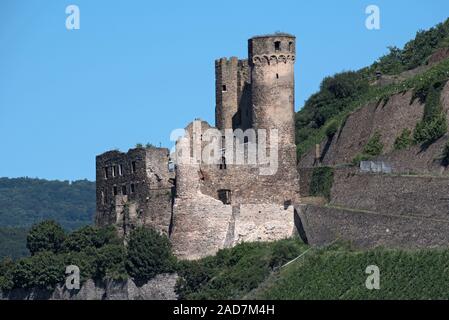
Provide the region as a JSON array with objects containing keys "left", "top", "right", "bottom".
[{"left": 294, "top": 208, "right": 308, "bottom": 244}]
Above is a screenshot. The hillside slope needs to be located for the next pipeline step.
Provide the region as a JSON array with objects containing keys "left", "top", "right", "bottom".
[
  {"left": 175, "top": 239, "right": 449, "bottom": 300},
  {"left": 249, "top": 243, "right": 449, "bottom": 300},
  {"left": 295, "top": 18, "right": 449, "bottom": 160}
]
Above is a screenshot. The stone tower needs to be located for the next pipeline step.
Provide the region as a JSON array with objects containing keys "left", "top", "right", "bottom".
[
  {"left": 248, "top": 34, "right": 296, "bottom": 146},
  {"left": 215, "top": 57, "right": 251, "bottom": 131}
]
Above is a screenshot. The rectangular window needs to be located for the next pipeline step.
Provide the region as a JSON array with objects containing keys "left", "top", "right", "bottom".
[
  {"left": 122, "top": 185, "right": 127, "bottom": 195},
  {"left": 103, "top": 167, "right": 109, "bottom": 179},
  {"left": 131, "top": 161, "right": 137, "bottom": 173},
  {"left": 112, "top": 166, "right": 117, "bottom": 177},
  {"left": 274, "top": 41, "right": 281, "bottom": 51},
  {"left": 289, "top": 41, "right": 293, "bottom": 51},
  {"left": 130, "top": 183, "right": 135, "bottom": 193},
  {"left": 222, "top": 85, "right": 227, "bottom": 92},
  {"left": 113, "top": 186, "right": 118, "bottom": 196},
  {"left": 119, "top": 164, "right": 123, "bottom": 176}
]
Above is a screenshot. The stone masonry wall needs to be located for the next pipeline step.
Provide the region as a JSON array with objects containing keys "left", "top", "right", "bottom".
[
  {"left": 95, "top": 147, "right": 174, "bottom": 236},
  {"left": 298, "top": 204, "right": 449, "bottom": 249},
  {"left": 330, "top": 168, "right": 449, "bottom": 221}
]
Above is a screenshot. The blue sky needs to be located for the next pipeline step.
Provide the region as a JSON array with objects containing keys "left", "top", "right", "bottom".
[{"left": 1, "top": 0, "right": 448, "bottom": 181}]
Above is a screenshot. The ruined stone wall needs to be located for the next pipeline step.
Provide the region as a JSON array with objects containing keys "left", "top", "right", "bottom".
[
  {"left": 215, "top": 57, "right": 239, "bottom": 131},
  {"left": 237, "top": 59, "right": 252, "bottom": 130},
  {"left": 215, "top": 58, "right": 251, "bottom": 131},
  {"left": 95, "top": 147, "right": 174, "bottom": 236},
  {"left": 171, "top": 133, "right": 300, "bottom": 259},
  {"left": 199, "top": 160, "right": 299, "bottom": 205}
]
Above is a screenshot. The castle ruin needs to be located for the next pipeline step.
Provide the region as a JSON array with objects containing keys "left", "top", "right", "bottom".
[{"left": 95, "top": 33, "right": 301, "bottom": 259}]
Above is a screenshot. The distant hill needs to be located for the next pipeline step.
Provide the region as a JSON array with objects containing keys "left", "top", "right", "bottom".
[
  {"left": 0, "top": 228, "right": 28, "bottom": 260},
  {"left": 0, "top": 177, "right": 95, "bottom": 259},
  {"left": 0, "top": 177, "right": 95, "bottom": 230}
]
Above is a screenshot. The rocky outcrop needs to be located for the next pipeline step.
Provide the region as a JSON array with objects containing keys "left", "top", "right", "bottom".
[{"left": 0, "top": 273, "right": 178, "bottom": 300}]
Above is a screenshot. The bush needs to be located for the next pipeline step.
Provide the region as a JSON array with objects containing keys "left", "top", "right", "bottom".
[
  {"left": 95, "top": 244, "right": 127, "bottom": 281},
  {"left": 363, "top": 132, "right": 384, "bottom": 156},
  {"left": 12, "top": 251, "right": 65, "bottom": 290},
  {"left": 351, "top": 132, "right": 384, "bottom": 165},
  {"left": 61, "top": 225, "right": 120, "bottom": 252},
  {"left": 26, "top": 221, "right": 65, "bottom": 255},
  {"left": 126, "top": 227, "right": 175, "bottom": 282},
  {"left": 176, "top": 260, "right": 216, "bottom": 300},
  {"left": 309, "top": 166, "right": 334, "bottom": 200},
  {"left": 394, "top": 128, "right": 413, "bottom": 150},
  {"left": 351, "top": 153, "right": 372, "bottom": 166},
  {"left": 175, "top": 239, "right": 306, "bottom": 300},
  {"left": 62, "top": 249, "right": 97, "bottom": 283},
  {"left": 414, "top": 113, "right": 447, "bottom": 144},
  {"left": 269, "top": 241, "right": 301, "bottom": 269},
  {"left": 413, "top": 83, "right": 447, "bottom": 145},
  {"left": 325, "top": 120, "right": 339, "bottom": 138}
]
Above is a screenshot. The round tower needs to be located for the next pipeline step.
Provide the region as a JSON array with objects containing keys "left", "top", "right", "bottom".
[{"left": 248, "top": 34, "right": 296, "bottom": 146}]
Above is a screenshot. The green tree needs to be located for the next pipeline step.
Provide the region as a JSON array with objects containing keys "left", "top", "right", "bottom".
[
  {"left": 95, "top": 244, "right": 127, "bottom": 281},
  {"left": 62, "top": 225, "right": 119, "bottom": 252},
  {"left": 126, "top": 227, "right": 175, "bottom": 282},
  {"left": 0, "top": 257, "right": 15, "bottom": 291},
  {"left": 12, "top": 251, "right": 65, "bottom": 290},
  {"left": 26, "top": 221, "right": 65, "bottom": 255}
]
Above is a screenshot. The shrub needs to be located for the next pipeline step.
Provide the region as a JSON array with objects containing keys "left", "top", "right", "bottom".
[
  {"left": 309, "top": 166, "right": 334, "bottom": 200},
  {"left": 62, "top": 225, "right": 119, "bottom": 252},
  {"left": 12, "top": 251, "right": 65, "bottom": 290},
  {"left": 95, "top": 244, "right": 127, "bottom": 281},
  {"left": 26, "top": 221, "right": 65, "bottom": 255},
  {"left": 363, "top": 132, "right": 384, "bottom": 156},
  {"left": 175, "top": 239, "right": 306, "bottom": 300},
  {"left": 325, "top": 120, "right": 339, "bottom": 138},
  {"left": 414, "top": 113, "right": 447, "bottom": 144},
  {"left": 414, "top": 82, "right": 447, "bottom": 144},
  {"left": 394, "top": 128, "right": 413, "bottom": 150},
  {"left": 176, "top": 260, "right": 215, "bottom": 300},
  {"left": 126, "top": 227, "right": 175, "bottom": 283},
  {"left": 62, "top": 249, "right": 97, "bottom": 283},
  {"left": 269, "top": 241, "right": 301, "bottom": 269},
  {"left": 351, "top": 153, "right": 372, "bottom": 166}
]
